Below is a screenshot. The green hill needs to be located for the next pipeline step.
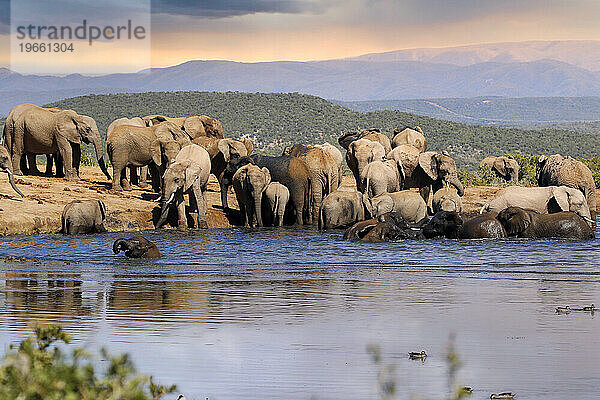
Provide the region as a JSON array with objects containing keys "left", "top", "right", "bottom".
[{"left": 0, "top": 91, "right": 590, "bottom": 170}]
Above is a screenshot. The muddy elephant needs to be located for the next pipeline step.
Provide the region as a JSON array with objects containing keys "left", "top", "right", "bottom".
[
  {"left": 315, "top": 142, "right": 343, "bottom": 190},
  {"left": 481, "top": 185, "right": 592, "bottom": 224},
  {"left": 362, "top": 159, "right": 404, "bottom": 198},
  {"left": 107, "top": 121, "right": 190, "bottom": 191},
  {"left": 391, "top": 126, "right": 426, "bottom": 152},
  {"left": 319, "top": 187, "right": 366, "bottom": 230},
  {"left": 480, "top": 156, "right": 519, "bottom": 182},
  {"left": 142, "top": 115, "right": 224, "bottom": 139},
  {"left": 232, "top": 164, "right": 271, "bottom": 227},
  {"left": 156, "top": 144, "right": 211, "bottom": 229},
  {"left": 4, "top": 104, "right": 110, "bottom": 181},
  {"left": 224, "top": 155, "right": 311, "bottom": 225},
  {"left": 262, "top": 182, "right": 289, "bottom": 227},
  {"left": 497, "top": 207, "right": 594, "bottom": 239},
  {"left": 284, "top": 144, "right": 339, "bottom": 224},
  {"left": 344, "top": 213, "right": 425, "bottom": 241},
  {"left": 432, "top": 186, "right": 462, "bottom": 213},
  {"left": 537, "top": 154, "right": 597, "bottom": 219},
  {"left": 423, "top": 211, "right": 506, "bottom": 239},
  {"left": 0, "top": 145, "right": 24, "bottom": 197},
  {"left": 61, "top": 199, "right": 107, "bottom": 235},
  {"left": 193, "top": 136, "right": 254, "bottom": 210},
  {"left": 363, "top": 191, "right": 427, "bottom": 222},
  {"left": 346, "top": 139, "right": 386, "bottom": 193},
  {"left": 113, "top": 236, "right": 161, "bottom": 258}
]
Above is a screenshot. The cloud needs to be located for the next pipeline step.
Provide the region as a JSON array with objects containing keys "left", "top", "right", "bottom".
[{"left": 151, "top": 0, "right": 331, "bottom": 18}]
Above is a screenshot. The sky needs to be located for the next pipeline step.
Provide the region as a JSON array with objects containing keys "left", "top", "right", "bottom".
[{"left": 1, "top": 0, "right": 600, "bottom": 70}]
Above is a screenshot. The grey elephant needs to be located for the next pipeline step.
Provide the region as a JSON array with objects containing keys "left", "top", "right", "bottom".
[
  {"left": 0, "top": 145, "right": 24, "bottom": 197},
  {"left": 107, "top": 121, "right": 190, "bottom": 191},
  {"left": 537, "top": 154, "right": 597, "bottom": 219},
  {"left": 4, "top": 104, "right": 110, "bottom": 181},
  {"left": 113, "top": 236, "right": 161, "bottom": 258},
  {"left": 156, "top": 144, "right": 211, "bottom": 229},
  {"left": 232, "top": 164, "right": 271, "bottom": 227},
  {"left": 391, "top": 126, "right": 427, "bottom": 152},
  {"left": 346, "top": 138, "right": 386, "bottom": 192},
  {"left": 481, "top": 185, "right": 593, "bottom": 224},
  {"left": 193, "top": 136, "right": 254, "bottom": 210},
  {"left": 142, "top": 114, "right": 224, "bottom": 139},
  {"left": 107, "top": 117, "right": 148, "bottom": 187},
  {"left": 61, "top": 199, "right": 107, "bottom": 235},
  {"left": 362, "top": 159, "right": 405, "bottom": 198},
  {"left": 338, "top": 129, "right": 391, "bottom": 154},
  {"left": 432, "top": 186, "right": 462, "bottom": 213},
  {"left": 319, "top": 187, "right": 366, "bottom": 229},
  {"left": 283, "top": 144, "right": 339, "bottom": 224},
  {"left": 363, "top": 190, "right": 427, "bottom": 222},
  {"left": 262, "top": 182, "right": 290, "bottom": 227},
  {"left": 480, "top": 156, "right": 519, "bottom": 182},
  {"left": 315, "top": 142, "right": 343, "bottom": 191},
  {"left": 498, "top": 207, "right": 594, "bottom": 239}
]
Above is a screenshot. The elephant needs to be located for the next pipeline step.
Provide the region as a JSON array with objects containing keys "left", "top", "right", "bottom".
[
  {"left": 232, "top": 164, "right": 271, "bottom": 227},
  {"left": 537, "top": 154, "right": 597, "bottom": 220},
  {"left": 423, "top": 211, "right": 507, "bottom": 239},
  {"left": 386, "top": 146, "right": 464, "bottom": 203},
  {"left": 391, "top": 126, "right": 427, "bottom": 152},
  {"left": 362, "top": 159, "right": 404, "bottom": 198},
  {"left": 481, "top": 185, "right": 593, "bottom": 225},
  {"left": 156, "top": 144, "right": 211, "bottom": 229},
  {"left": 346, "top": 139, "right": 386, "bottom": 192},
  {"left": 193, "top": 136, "right": 254, "bottom": 210},
  {"left": 113, "top": 236, "right": 161, "bottom": 258},
  {"left": 363, "top": 190, "right": 427, "bottom": 222},
  {"left": 142, "top": 115, "right": 224, "bottom": 139},
  {"left": 107, "top": 117, "right": 148, "bottom": 187},
  {"left": 344, "top": 213, "right": 425, "bottom": 241},
  {"left": 497, "top": 207, "right": 594, "bottom": 239},
  {"left": 4, "top": 104, "right": 110, "bottom": 181},
  {"left": 432, "top": 186, "right": 462, "bottom": 213},
  {"left": 315, "top": 142, "right": 343, "bottom": 190},
  {"left": 283, "top": 143, "right": 339, "bottom": 224},
  {"left": 479, "top": 156, "right": 519, "bottom": 182},
  {"left": 224, "top": 154, "right": 311, "bottom": 225},
  {"left": 61, "top": 199, "right": 107, "bottom": 235},
  {"left": 338, "top": 129, "right": 391, "bottom": 154},
  {"left": 319, "top": 187, "right": 366, "bottom": 229},
  {"left": 262, "top": 182, "right": 290, "bottom": 227},
  {"left": 0, "top": 145, "right": 24, "bottom": 197},
  {"left": 107, "top": 121, "right": 190, "bottom": 191}
]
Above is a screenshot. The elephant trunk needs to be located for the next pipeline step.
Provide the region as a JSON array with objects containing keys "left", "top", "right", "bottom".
[
  {"left": 156, "top": 192, "right": 176, "bottom": 228},
  {"left": 254, "top": 189, "right": 263, "bottom": 227},
  {"left": 448, "top": 175, "right": 465, "bottom": 196},
  {"left": 7, "top": 170, "right": 24, "bottom": 197},
  {"left": 91, "top": 135, "right": 111, "bottom": 180},
  {"left": 113, "top": 239, "right": 129, "bottom": 254}
]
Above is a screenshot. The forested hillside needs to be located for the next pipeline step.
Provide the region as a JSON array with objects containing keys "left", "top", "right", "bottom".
[{"left": 5, "top": 91, "right": 595, "bottom": 170}]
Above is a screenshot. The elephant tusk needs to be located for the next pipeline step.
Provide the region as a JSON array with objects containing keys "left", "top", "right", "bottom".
[
  {"left": 7, "top": 170, "right": 24, "bottom": 198},
  {"left": 584, "top": 216, "right": 595, "bottom": 224},
  {"left": 153, "top": 195, "right": 162, "bottom": 203},
  {"left": 165, "top": 192, "right": 175, "bottom": 205}
]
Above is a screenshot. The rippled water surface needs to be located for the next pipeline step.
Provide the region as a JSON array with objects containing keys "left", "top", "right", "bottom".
[{"left": 1, "top": 225, "right": 600, "bottom": 400}]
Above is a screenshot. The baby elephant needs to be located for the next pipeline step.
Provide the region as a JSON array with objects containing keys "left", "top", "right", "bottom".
[
  {"left": 262, "top": 182, "right": 290, "bottom": 226},
  {"left": 363, "top": 190, "right": 427, "bottom": 222},
  {"left": 319, "top": 188, "right": 366, "bottom": 229},
  {"left": 113, "top": 236, "right": 161, "bottom": 258},
  {"left": 61, "top": 199, "right": 107, "bottom": 235},
  {"left": 497, "top": 207, "right": 594, "bottom": 240},
  {"left": 432, "top": 186, "right": 462, "bottom": 213}
]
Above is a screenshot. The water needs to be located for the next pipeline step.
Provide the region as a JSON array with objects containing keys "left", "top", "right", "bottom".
[{"left": 1, "top": 227, "right": 600, "bottom": 400}]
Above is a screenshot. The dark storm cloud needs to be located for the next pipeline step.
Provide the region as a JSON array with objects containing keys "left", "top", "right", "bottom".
[{"left": 151, "top": 0, "right": 328, "bottom": 18}]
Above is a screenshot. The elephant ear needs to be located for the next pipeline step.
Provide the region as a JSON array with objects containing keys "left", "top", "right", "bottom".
[
  {"left": 501, "top": 208, "right": 531, "bottom": 236},
  {"left": 418, "top": 152, "right": 439, "bottom": 181},
  {"left": 396, "top": 160, "right": 405, "bottom": 189},
  {"left": 378, "top": 195, "right": 394, "bottom": 215},
  {"left": 550, "top": 187, "right": 570, "bottom": 212},
  {"left": 262, "top": 167, "right": 271, "bottom": 189},
  {"left": 414, "top": 126, "right": 424, "bottom": 135},
  {"left": 493, "top": 158, "right": 507, "bottom": 177},
  {"left": 97, "top": 200, "right": 106, "bottom": 220},
  {"left": 150, "top": 139, "right": 163, "bottom": 166},
  {"left": 241, "top": 137, "right": 254, "bottom": 156},
  {"left": 183, "top": 116, "right": 206, "bottom": 139},
  {"left": 217, "top": 139, "right": 232, "bottom": 162},
  {"left": 57, "top": 112, "right": 82, "bottom": 143},
  {"left": 184, "top": 161, "right": 202, "bottom": 192}
]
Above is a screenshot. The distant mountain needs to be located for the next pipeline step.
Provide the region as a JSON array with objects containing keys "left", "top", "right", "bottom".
[
  {"left": 348, "top": 40, "right": 600, "bottom": 71},
  {"left": 2, "top": 40, "right": 600, "bottom": 115},
  {"left": 337, "top": 96, "right": 600, "bottom": 125}
]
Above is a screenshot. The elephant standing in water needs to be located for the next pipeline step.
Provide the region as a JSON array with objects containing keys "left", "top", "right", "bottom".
[
  {"left": 319, "top": 188, "right": 366, "bottom": 230},
  {"left": 0, "top": 145, "right": 24, "bottom": 197},
  {"left": 345, "top": 139, "right": 386, "bottom": 193},
  {"left": 61, "top": 199, "right": 107, "bottom": 235},
  {"left": 363, "top": 191, "right": 427, "bottom": 222},
  {"left": 157, "top": 144, "right": 211, "bottom": 229},
  {"left": 262, "top": 182, "right": 289, "bottom": 227},
  {"left": 232, "top": 164, "right": 271, "bottom": 227},
  {"left": 3, "top": 104, "right": 110, "bottom": 181},
  {"left": 480, "top": 156, "right": 519, "bottom": 182},
  {"left": 113, "top": 236, "right": 161, "bottom": 258}
]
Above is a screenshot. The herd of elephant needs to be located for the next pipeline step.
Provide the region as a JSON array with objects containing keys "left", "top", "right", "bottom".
[{"left": 0, "top": 103, "right": 598, "bottom": 245}]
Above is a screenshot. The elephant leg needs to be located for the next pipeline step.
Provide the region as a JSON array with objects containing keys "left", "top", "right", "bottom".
[
  {"left": 55, "top": 153, "right": 65, "bottom": 178},
  {"left": 148, "top": 164, "right": 161, "bottom": 193},
  {"left": 26, "top": 154, "right": 42, "bottom": 175},
  {"left": 56, "top": 137, "right": 77, "bottom": 181},
  {"left": 139, "top": 166, "right": 148, "bottom": 188},
  {"left": 71, "top": 143, "right": 81, "bottom": 178},
  {"left": 11, "top": 126, "right": 25, "bottom": 175},
  {"left": 218, "top": 172, "right": 229, "bottom": 210},
  {"left": 120, "top": 169, "right": 132, "bottom": 191},
  {"left": 234, "top": 190, "right": 247, "bottom": 227},
  {"left": 129, "top": 166, "right": 139, "bottom": 186},
  {"left": 44, "top": 154, "right": 53, "bottom": 176},
  {"left": 20, "top": 155, "right": 29, "bottom": 175},
  {"left": 277, "top": 201, "right": 285, "bottom": 227},
  {"left": 111, "top": 163, "right": 125, "bottom": 191},
  {"left": 253, "top": 191, "right": 263, "bottom": 227},
  {"left": 194, "top": 184, "right": 208, "bottom": 229}
]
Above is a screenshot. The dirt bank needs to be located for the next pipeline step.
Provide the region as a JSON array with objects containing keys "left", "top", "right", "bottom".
[{"left": 0, "top": 167, "right": 596, "bottom": 235}]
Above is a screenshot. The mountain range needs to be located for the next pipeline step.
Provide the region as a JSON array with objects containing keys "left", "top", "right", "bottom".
[{"left": 1, "top": 40, "right": 600, "bottom": 115}]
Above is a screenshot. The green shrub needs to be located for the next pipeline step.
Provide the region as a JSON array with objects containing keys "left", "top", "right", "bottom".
[
  {"left": 579, "top": 156, "right": 600, "bottom": 188},
  {"left": 0, "top": 325, "right": 176, "bottom": 400}
]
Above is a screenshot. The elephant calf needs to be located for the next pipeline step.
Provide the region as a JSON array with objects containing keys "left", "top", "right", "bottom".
[
  {"left": 113, "top": 236, "right": 161, "bottom": 258},
  {"left": 232, "top": 164, "right": 271, "bottom": 227},
  {"left": 319, "top": 188, "right": 366, "bottom": 230},
  {"left": 262, "top": 182, "right": 290, "bottom": 227},
  {"left": 363, "top": 190, "right": 427, "bottom": 222},
  {"left": 61, "top": 199, "right": 107, "bottom": 235},
  {"left": 497, "top": 207, "right": 594, "bottom": 240}
]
